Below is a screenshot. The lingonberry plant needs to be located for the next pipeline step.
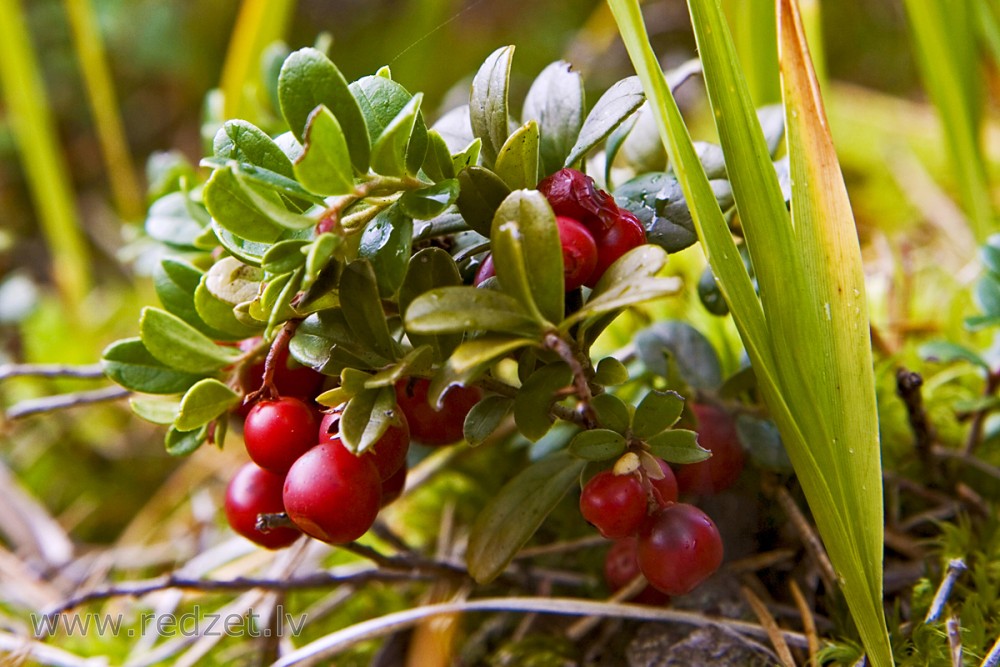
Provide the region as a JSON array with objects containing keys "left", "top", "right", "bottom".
[{"left": 100, "top": 43, "right": 769, "bottom": 591}]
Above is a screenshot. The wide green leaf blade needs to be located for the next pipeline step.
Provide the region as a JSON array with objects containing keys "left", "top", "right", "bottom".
[
  {"left": 213, "top": 120, "right": 294, "bottom": 178},
  {"left": 139, "top": 307, "right": 240, "bottom": 374},
  {"left": 203, "top": 167, "right": 285, "bottom": 243},
  {"left": 174, "top": 379, "right": 240, "bottom": 432},
  {"left": 470, "top": 45, "right": 514, "bottom": 167},
  {"left": 467, "top": 451, "right": 586, "bottom": 583},
  {"left": 564, "top": 75, "right": 644, "bottom": 166},
  {"left": 102, "top": 338, "right": 204, "bottom": 395},
  {"left": 522, "top": 60, "right": 585, "bottom": 177},
  {"left": 404, "top": 286, "right": 541, "bottom": 336},
  {"left": 293, "top": 105, "right": 355, "bottom": 196},
  {"left": 494, "top": 120, "right": 540, "bottom": 190}
]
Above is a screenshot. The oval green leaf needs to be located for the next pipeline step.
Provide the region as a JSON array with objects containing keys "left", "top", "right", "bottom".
[
  {"left": 470, "top": 45, "right": 514, "bottom": 167},
  {"left": 569, "top": 429, "right": 627, "bottom": 461},
  {"left": 174, "top": 379, "right": 239, "bottom": 432}
]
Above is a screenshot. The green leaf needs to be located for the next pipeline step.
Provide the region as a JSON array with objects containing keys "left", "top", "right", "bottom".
[
  {"left": 291, "top": 308, "right": 387, "bottom": 373},
  {"left": 139, "top": 307, "right": 240, "bottom": 374},
  {"left": 467, "top": 451, "right": 586, "bottom": 583},
  {"left": 358, "top": 205, "right": 413, "bottom": 298},
  {"left": 646, "top": 429, "right": 709, "bottom": 464},
  {"left": 164, "top": 424, "right": 208, "bottom": 457},
  {"left": 494, "top": 121, "right": 540, "bottom": 190},
  {"left": 975, "top": 274, "right": 1000, "bottom": 317},
  {"left": 405, "top": 286, "right": 541, "bottom": 336},
  {"left": 399, "top": 180, "right": 459, "bottom": 220},
  {"left": 632, "top": 390, "right": 684, "bottom": 440},
  {"left": 349, "top": 74, "right": 428, "bottom": 174},
  {"left": 421, "top": 130, "right": 455, "bottom": 181},
  {"left": 452, "top": 139, "right": 482, "bottom": 173},
  {"left": 736, "top": 414, "right": 792, "bottom": 471},
  {"left": 278, "top": 47, "right": 369, "bottom": 172},
  {"left": 364, "top": 346, "right": 434, "bottom": 389},
  {"left": 226, "top": 166, "right": 317, "bottom": 230},
  {"left": 200, "top": 157, "right": 325, "bottom": 206},
  {"left": 293, "top": 105, "right": 356, "bottom": 196},
  {"left": 593, "top": 357, "right": 630, "bottom": 386},
  {"left": 470, "top": 45, "right": 514, "bottom": 167},
  {"left": 436, "top": 336, "right": 537, "bottom": 392},
  {"left": 491, "top": 190, "right": 564, "bottom": 325},
  {"left": 102, "top": 338, "right": 204, "bottom": 395},
  {"left": 129, "top": 397, "right": 180, "bottom": 425},
  {"left": 203, "top": 167, "right": 284, "bottom": 243},
  {"left": 634, "top": 321, "right": 723, "bottom": 390},
  {"left": 398, "top": 248, "right": 464, "bottom": 360},
  {"left": 302, "top": 233, "right": 341, "bottom": 292},
  {"left": 565, "top": 76, "right": 644, "bottom": 166},
  {"left": 154, "top": 259, "right": 227, "bottom": 339},
  {"left": 591, "top": 393, "right": 631, "bottom": 434},
  {"left": 262, "top": 239, "right": 310, "bottom": 274},
  {"left": 981, "top": 234, "right": 1000, "bottom": 276},
  {"left": 918, "top": 341, "right": 990, "bottom": 371},
  {"left": 339, "top": 261, "right": 399, "bottom": 362},
  {"left": 455, "top": 166, "right": 512, "bottom": 237},
  {"left": 371, "top": 93, "right": 424, "bottom": 177},
  {"left": 204, "top": 256, "right": 262, "bottom": 305},
  {"left": 213, "top": 120, "right": 294, "bottom": 178},
  {"left": 145, "top": 192, "right": 207, "bottom": 248},
  {"left": 194, "top": 278, "right": 263, "bottom": 340},
  {"left": 464, "top": 395, "right": 515, "bottom": 446},
  {"left": 513, "top": 363, "right": 572, "bottom": 441},
  {"left": 569, "top": 429, "right": 627, "bottom": 461},
  {"left": 340, "top": 385, "right": 398, "bottom": 454},
  {"left": 522, "top": 60, "right": 585, "bottom": 176},
  {"left": 174, "top": 379, "right": 239, "bottom": 431}
]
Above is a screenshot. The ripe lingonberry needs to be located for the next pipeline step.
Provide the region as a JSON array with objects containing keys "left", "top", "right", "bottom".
[
  {"left": 394, "top": 378, "right": 480, "bottom": 446},
  {"left": 224, "top": 462, "right": 300, "bottom": 549},
  {"left": 649, "top": 456, "right": 679, "bottom": 508},
  {"left": 538, "top": 168, "right": 616, "bottom": 223},
  {"left": 474, "top": 254, "right": 496, "bottom": 286},
  {"left": 675, "top": 403, "right": 746, "bottom": 495},
  {"left": 637, "top": 503, "right": 723, "bottom": 596},
  {"left": 380, "top": 464, "right": 407, "bottom": 507},
  {"left": 579, "top": 470, "right": 647, "bottom": 539},
  {"left": 585, "top": 208, "right": 646, "bottom": 288},
  {"left": 238, "top": 337, "right": 324, "bottom": 405},
  {"left": 243, "top": 397, "right": 318, "bottom": 474},
  {"left": 604, "top": 536, "right": 670, "bottom": 605},
  {"left": 283, "top": 442, "right": 382, "bottom": 544},
  {"left": 318, "top": 410, "right": 410, "bottom": 481},
  {"left": 555, "top": 216, "right": 598, "bottom": 291}
]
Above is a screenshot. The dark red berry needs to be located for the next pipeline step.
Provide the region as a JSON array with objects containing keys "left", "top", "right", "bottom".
[
  {"left": 394, "top": 378, "right": 480, "bottom": 446},
  {"left": 380, "top": 464, "right": 408, "bottom": 507},
  {"left": 604, "top": 536, "right": 670, "bottom": 605},
  {"left": 318, "top": 410, "right": 410, "bottom": 481},
  {"left": 474, "top": 254, "right": 496, "bottom": 286},
  {"left": 224, "top": 462, "right": 300, "bottom": 550},
  {"left": 649, "top": 456, "right": 679, "bottom": 508},
  {"left": 243, "top": 397, "right": 318, "bottom": 474},
  {"left": 637, "top": 503, "right": 723, "bottom": 596},
  {"left": 537, "top": 168, "right": 616, "bottom": 224},
  {"left": 555, "top": 216, "right": 598, "bottom": 291},
  {"left": 580, "top": 470, "right": 647, "bottom": 539},
  {"left": 283, "top": 442, "right": 382, "bottom": 544},
  {"left": 585, "top": 208, "right": 646, "bottom": 287},
  {"left": 675, "top": 403, "right": 746, "bottom": 495},
  {"left": 238, "top": 338, "right": 324, "bottom": 407}
]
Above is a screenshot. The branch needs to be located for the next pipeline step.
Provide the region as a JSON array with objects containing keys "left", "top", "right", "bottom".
[
  {"left": 5, "top": 386, "right": 130, "bottom": 420},
  {"left": 0, "top": 363, "right": 105, "bottom": 381},
  {"left": 896, "top": 367, "right": 935, "bottom": 470}
]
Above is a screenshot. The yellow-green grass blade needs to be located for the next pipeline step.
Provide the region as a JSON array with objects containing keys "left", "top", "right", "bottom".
[
  {"left": 778, "top": 0, "right": 892, "bottom": 663},
  {"left": 0, "top": 0, "right": 91, "bottom": 313},
  {"left": 220, "top": 0, "right": 296, "bottom": 123},
  {"left": 721, "top": 0, "right": 780, "bottom": 106},
  {"left": 904, "top": 0, "right": 993, "bottom": 241}
]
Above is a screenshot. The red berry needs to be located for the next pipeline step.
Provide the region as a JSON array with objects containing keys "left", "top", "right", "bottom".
[
  {"left": 580, "top": 470, "right": 647, "bottom": 539},
  {"left": 537, "top": 168, "right": 616, "bottom": 224},
  {"left": 555, "top": 216, "right": 598, "bottom": 291},
  {"left": 380, "top": 464, "right": 408, "bottom": 507},
  {"left": 318, "top": 410, "right": 410, "bottom": 481},
  {"left": 585, "top": 208, "right": 646, "bottom": 287},
  {"left": 675, "top": 403, "right": 746, "bottom": 495},
  {"left": 283, "top": 442, "right": 382, "bottom": 544},
  {"left": 637, "top": 503, "right": 723, "bottom": 596},
  {"left": 238, "top": 337, "right": 324, "bottom": 406},
  {"left": 224, "top": 462, "right": 300, "bottom": 549},
  {"left": 243, "top": 397, "right": 318, "bottom": 474},
  {"left": 394, "top": 378, "right": 480, "bottom": 446},
  {"left": 604, "top": 536, "right": 670, "bottom": 605},
  {"left": 474, "top": 254, "right": 496, "bottom": 286},
  {"left": 649, "top": 457, "right": 679, "bottom": 508}
]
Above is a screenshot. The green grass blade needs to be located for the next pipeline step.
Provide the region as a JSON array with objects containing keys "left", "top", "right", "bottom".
[
  {"left": 64, "top": 0, "right": 144, "bottom": 221},
  {"left": 0, "top": 0, "right": 91, "bottom": 312},
  {"left": 904, "top": 0, "right": 993, "bottom": 241},
  {"left": 722, "top": 0, "right": 780, "bottom": 105}
]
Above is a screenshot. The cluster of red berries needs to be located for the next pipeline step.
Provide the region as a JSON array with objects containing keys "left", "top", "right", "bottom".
[
  {"left": 224, "top": 343, "right": 481, "bottom": 549},
  {"left": 476, "top": 168, "right": 646, "bottom": 290},
  {"left": 582, "top": 453, "right": 724, "bottom": 601}
]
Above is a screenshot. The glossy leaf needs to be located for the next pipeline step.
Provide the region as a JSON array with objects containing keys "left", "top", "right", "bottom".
[
  {"left": 102, "top": 338, "right": 204, "bottom": 395},
  {"left": 593, "top": 357, "right": 629, "bottom": 386},
  {"left": 213, "top": 120, "right": 294, "bottom": 178},
  {"left": 634, "top": 321, "right": 723, "bottom": 390},
  {"left": 405, "top": 286, "right": 541, "bottom": 336},
  {"left": 467, "top": 451, "right": 586, "bottom": 583},
  {"left": 422, "top": 130, "right": 455, "bottom": 182},
  {"left": 464, "top": 395, "right": 515, "bottom": 446},
  {"left": 278, "top": 47, "right": 369, "bottom": 172},
  {"left": 632, "top": 390, "right": 684, "bottom": 440},
  {"left": 435, "top": 336, "right": 538, "bottom": 394},
  {"left": 470, "top": 45, "right": 514, "bottom": 167},
  {"left": 455, "top": 166, "right": 512, "bottom": 237},
  {"left": 129, "top": 397, "right": 180, "bottom": 425},
  {"left": 646, "top": 429, "right": 709, "bottom": 464},
  {"left": 139, "top": 307, "right": 240, "bottom": 374},
  {"left": 262, "top": 239, "right": 310, "bottom": 275},
  {"left": 339, "top": 261, "right": 399, "bottom": 363},
  {"left": 290, "top": 308, "right": 387, "bottom": 373},
  {"left": 522, "top": 60, "right": 585, "bottom": 176},
  {"left": 569, "top": 429, "right": 627, "bottom": 461},
  {"left": 399, "top": 179, "right": 459, "bottom": 220},
  {"left": 564, "top": 76, "right": 644, "bottom": 166},
  {"left": 203, "top": 167, "right": 284, "bottom": 243},
  {"left": 494, "top": 121, "right": 540, "bottom": 190},
  {"left": 371, "top": 93, "right": 424, "bottom": 177},
  {"left": 364, "top": 346, "right": 434, "bottom": 389},
  {"left": 145, "top": 192, "right": 206, "bottom": 248},
  {"left": 153, "top": 259, "right": 228, "bottom": 339},
  {"left": 514, "top": 363, "right": 572, "bottom": 441},
  {"left": 164, "top": 424, "right": 208, "bottom": 457},
  {"left": 174, "top": 379, "right": 239, "bottom": 432},
  {"left": 340, "top": 385, "right": 397, "bottom": 454},
  {"left": 591, "top": 393, "right": 631, "bottom": 434},
  {"left": 349, "top": 74, "right": 428, "bottom": 175},
  {"left": 228, "top": 166, "right": 317, "bottom": 230},
  {"left": 293, "top": 105, "right": 355, "bottom": 196},
  {"left": 398, "top": 247, "right": 464, "bottom": 360},
  {"left": 358, "top": 205, "right": 413, "bottom": 298},
  {"left": 194, "top": 277, "right": 262, "bottom": 340}
]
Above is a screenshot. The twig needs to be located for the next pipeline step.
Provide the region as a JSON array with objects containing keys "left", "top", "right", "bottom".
[
  {"left": 789, "top": 579, "right": 820, "bottom": 661},
  {"left": 896, "top": 367, "right": 935, "bottom": 471},
  {"left": 543, "top": 332, "right": 597, "bottom": 426},
  {"left": 932, "top": 446, "right": 1000, "bottom": 482},
  {"left": 773, "top": 485, "right": 838, "bottom": 592},
  {"left": 924, "top": 558, "right": 967, "bottom": 624},
  {"left": 271, "top": 596, "right": 813, "bottom": 666},
  {"left": 5, "top": 386, "right": 130, "bottom": 420},
  {"left": 0, "top": 363, "right": 105, "bottom": 381},
  {"left": 741, "top": 585, "right": 795, "bottom": 667}
]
